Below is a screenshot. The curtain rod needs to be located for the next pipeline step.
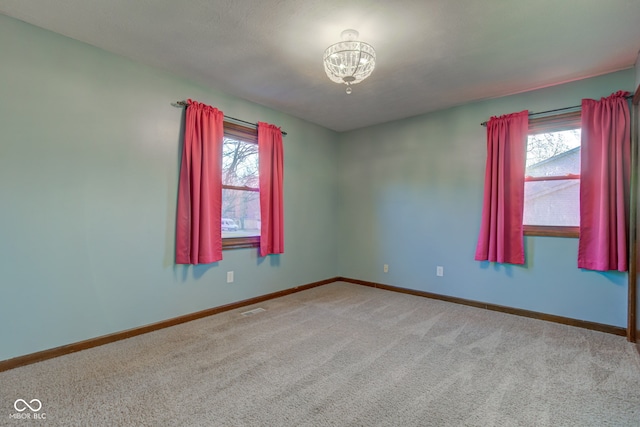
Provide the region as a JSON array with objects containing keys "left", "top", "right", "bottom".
[
  {"left": 480, "top": 94, "right": 633, "bottom": 127},
  {"left": 173, "top": 101, "right": 287, "bottom": 136}
]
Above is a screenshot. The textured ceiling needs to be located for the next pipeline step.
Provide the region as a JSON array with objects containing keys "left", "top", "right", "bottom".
[{"left": 1, "top": 0, "right": 639, "bottom": 132}]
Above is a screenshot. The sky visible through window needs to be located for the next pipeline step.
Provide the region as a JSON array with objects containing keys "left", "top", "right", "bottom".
[{"left": 526, "top": 129, "right": 581, "bottom": 169}]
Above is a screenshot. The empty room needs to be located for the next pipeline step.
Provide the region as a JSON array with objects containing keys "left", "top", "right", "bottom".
[{"left": 1, "top": 1, "right": 640, "bottom": 425}]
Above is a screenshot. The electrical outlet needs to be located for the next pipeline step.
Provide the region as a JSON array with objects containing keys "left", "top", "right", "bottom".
[
  {"left": 436, "top": 266, "right": 444, "bottom": 277},
  {"left": 227, "top": 271, "right": 234, "bottom": 283},
  {"left": 383, "top": 264, "right": 389, "bottom": 273}
]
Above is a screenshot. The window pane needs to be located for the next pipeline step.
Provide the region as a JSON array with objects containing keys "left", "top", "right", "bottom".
[
  {"left": 222, "top": 188, "right": 260, "bottom": 239},
  {"left": 526, "top": 129, "right": 581, "bottom": 177},
  {"left": 222, "top": 137, "right": 258, "bottom": 187},
  {"left": 524, "top": 179, "right": 579, "bottom": 226}
]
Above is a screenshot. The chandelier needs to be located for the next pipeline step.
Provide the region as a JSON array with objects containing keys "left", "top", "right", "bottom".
[{"left": 323, "top": 29, "right": 376, "bottom": 94}]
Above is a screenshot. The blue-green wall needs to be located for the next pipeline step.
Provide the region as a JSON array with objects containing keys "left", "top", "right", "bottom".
[
  {"left": 337, "top": 70, "right": 635, "bottom": 328},
  {"left": 0, "top": 15, "right": 339, "bottom": 361},
  {"left": 1, "top": 13, "right": 636, "bottom": 362}
]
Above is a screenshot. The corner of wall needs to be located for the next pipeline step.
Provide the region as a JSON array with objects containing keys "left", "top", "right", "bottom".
[
  {"left": 636, "top": 49, "right": 640, "bottom": 335},
  {"left": 635, "top": 50, "right": 640, "bottom": 87}
]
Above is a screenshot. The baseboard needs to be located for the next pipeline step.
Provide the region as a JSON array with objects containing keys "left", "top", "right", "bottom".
[
  {"left": 0, "top": 277, "right": 339, "bottom": 373},
  {"left": 337, "top": 277, "right": 627, "bottom": 337},
  {"left": 2, "top": 275, "right": 627, "bottom": 372}
]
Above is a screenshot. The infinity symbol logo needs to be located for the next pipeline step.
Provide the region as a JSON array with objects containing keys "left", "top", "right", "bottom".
[{"left": 14, "top": 399, "right": 42, "bottom": 412}]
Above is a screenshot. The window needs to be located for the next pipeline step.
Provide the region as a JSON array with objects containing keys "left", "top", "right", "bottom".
[
  {"left": 524, "top": 111, "right": 581, "bottom": 237},
  {"left": 222, "top": 122, "right": 260, "bottom": 249}
]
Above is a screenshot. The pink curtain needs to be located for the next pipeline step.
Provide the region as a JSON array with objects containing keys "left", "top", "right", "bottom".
[
  {"left": 175, "top": 100, "right": 224, "bottom": 264},
  {"left": 578, "top": 91, "right": 631, "bottom": 271},
  {"left": 475, "top": 111, "right": 529, "bottom": 264},
  {"left": 258, "top": 122, "right": 284, "bottom": 256}
]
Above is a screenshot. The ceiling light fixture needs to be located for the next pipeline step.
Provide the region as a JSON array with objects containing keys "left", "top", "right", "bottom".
[{"left": 323, "top": 29, "right": 376, "bottom": 94}]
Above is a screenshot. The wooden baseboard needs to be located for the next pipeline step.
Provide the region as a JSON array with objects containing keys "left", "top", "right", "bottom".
[
  {"left": 2, "top": 275, "right": 628, "bottom": 372},
  {"left": 336, "top": 277, "right": 627, "bottom": 337},
  {"left": 0, "top": 277, "right": 339, "bottom": 373}
]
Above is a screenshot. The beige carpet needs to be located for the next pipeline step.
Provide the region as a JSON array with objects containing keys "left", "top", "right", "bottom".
[{"left": 2, "top": 281, "right": 640, "bottom": 426}]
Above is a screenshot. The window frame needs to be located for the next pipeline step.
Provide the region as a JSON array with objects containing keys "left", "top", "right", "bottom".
[
  {"left": 222, "top": 122, "right": 260, "bottom": 250},
  {"left": 523, "top": 111, "right": 581, "bottom": 238}
]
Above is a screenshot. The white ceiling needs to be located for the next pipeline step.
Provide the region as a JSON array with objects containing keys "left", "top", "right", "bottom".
[{"left": 1, "top": 0, "right": 639, "bottom": 132}]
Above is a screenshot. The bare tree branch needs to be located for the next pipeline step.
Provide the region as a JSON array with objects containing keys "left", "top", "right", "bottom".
[{"left": 526, "top": 129, "right": 580, "bottom": 167}]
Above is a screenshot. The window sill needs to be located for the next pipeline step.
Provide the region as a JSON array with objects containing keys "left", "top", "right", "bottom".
[
  {"left": 223, "top": 236, "right": 260, "bottom": 250},
  {"left": 524, "top": 225, "right": 579, "bottom": 238}
]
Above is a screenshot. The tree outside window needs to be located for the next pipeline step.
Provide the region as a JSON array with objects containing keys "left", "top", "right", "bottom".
[{"left": 222, "top": 123, "right": 260, "bottom": 248}]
